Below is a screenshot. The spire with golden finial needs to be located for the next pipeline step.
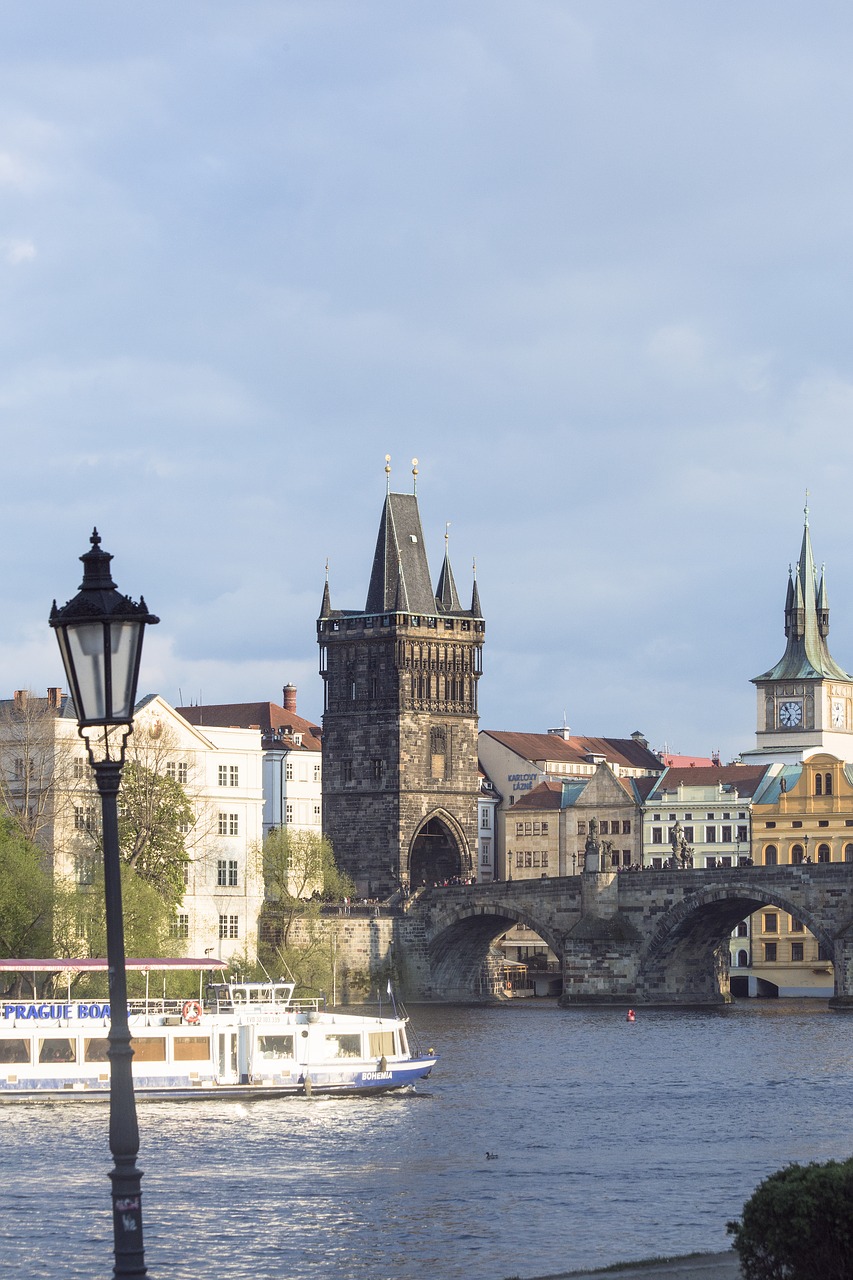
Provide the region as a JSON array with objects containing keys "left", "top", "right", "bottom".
[
  {"left": 412, "top": 457, "right": 418, "bottom": 495},
  {"left": 385, "top": 454, "right": 391, "bottom": 495}
]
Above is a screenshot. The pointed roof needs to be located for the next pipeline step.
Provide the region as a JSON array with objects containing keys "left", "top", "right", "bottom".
[
  {"left": 365, "top": 492, "right": 437, "bottom": 615},
  {"left": 754, "top": 507, "right": 851, "bottom": 683},
  {"left": 435, "top": 549, "right": 461, "bottom": 613}
]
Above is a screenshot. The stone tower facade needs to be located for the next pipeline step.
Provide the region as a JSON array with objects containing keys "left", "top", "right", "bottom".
[{"left": 318, "top": 477, "right": 484, "bottom": 897}]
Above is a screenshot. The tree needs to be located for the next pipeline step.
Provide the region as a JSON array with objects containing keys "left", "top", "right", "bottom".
[
  {"left": 259, "top": 829, "right": 354, "bottom": 991},
  {"left": 0, "top": 689, "right": 79, "bottom": 848},
  {"left": 117, "top": 760, "right": 193, "bottom": 909},
  {"left": 728, "top": 1157, "right": 853, "bottom": 1280},
  {"left": 0, "top": 816, "right": 55, "bottom": 958}
]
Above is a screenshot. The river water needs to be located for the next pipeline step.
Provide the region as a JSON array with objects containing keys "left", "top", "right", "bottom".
[{"left": 2, "top": 998, "right": 852, "bottom": 1280}]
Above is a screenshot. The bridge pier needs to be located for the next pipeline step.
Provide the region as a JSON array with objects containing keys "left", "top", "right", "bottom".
[{"left": 828, "top": 935, "right": 853, "bottom": 1009}]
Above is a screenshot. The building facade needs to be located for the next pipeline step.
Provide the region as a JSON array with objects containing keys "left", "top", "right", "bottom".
[{"left": 318, "top": 475, "right": 484, "bottom": 896}]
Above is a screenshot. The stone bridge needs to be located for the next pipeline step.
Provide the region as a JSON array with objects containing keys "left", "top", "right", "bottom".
[{"left": 403, "top": 865, "right": 853, "bottom": 1006}]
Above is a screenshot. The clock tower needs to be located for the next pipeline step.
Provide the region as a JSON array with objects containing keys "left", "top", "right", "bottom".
[{"left": 747, "top": 504, "right": 853, "bottom": 764}]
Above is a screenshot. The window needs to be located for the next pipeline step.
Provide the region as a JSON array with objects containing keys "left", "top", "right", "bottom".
[
  {"left": 481, "top": 840, "right": 491, "bottom": 865},
  {"left": 532, "top": 851, "right": 540, "bottom": 867},
  {"left": 285, "top": 804, "right": 293, "bottom": 823},
  {"left": 653, "top": 814, "right": 661, "bottom": 821},
  {"left": 313, "top": 764, "right": 321, "bottom": 782},
  {"left": 792, "top": 820, "right": 803, "bottom": 828},
  {"left": 314, "top": 804, "right": 321, "bottom": 820},
  {"left": 217, "top": 859, "right": 238, "bottom": 887},
  {"left": 525, "top": 852, "right": 532, "bottom": 867},
  {"left": 516, "top": 822, "right": 524, "bottom": 836},
  {"left": 532, "top": 821, "right": 540, "bottom": 835},
  {"left": 524, "top": 821, "right": 532, "bottom": 835},
  {"left": 342, "top": 760, "right": 353, "bottom": 784},
  {"left": 845, "top": 844, "right": 853, "bottom": 863},
  {"left": 74, "top": 804, "right": 97, "bottom": 833},
  {"left": 75, "top": 857, "right": 94, "bottom": 886},
  {"left": 791, "top": 942, "right": 804, "bottom": 962},
  {"left": 372, "top": 759, "right": 384, "bottom": 782},
  {"left": 791, "top": 844, "right": 804, "bottom": 864},
  {"left": 818, "top": 844, "right": 831, "bottom": 863},
  {"left": 705, "top": 827, "right": 717, "bottom": 843},
  {"left": 737, "top": 825, "right": 748, "bottom": 843},
  {"left": 683, "top": 826, "right": 694, "bottom": 843},
  {"left": 622, "top": 820, "right": 631, "bottom": 835},
  {"left": 818, "top": 944, "right": 832, "bottom": 961},
  {"left": 721, "top": 826, "right": 732, "bottom": 843},
  {"left": 577, "top": 821, "right": 587, "bottom": 836},
  {"left": 764, "top": 942, "right": 777, "bottom": 963},
  {"left": 515, "top": 852, "right": 523, "bottom": 869},
  {"left": 218, "top": 765, "right": 228, "bottom": 787},
  {"left": 218, "top": 813, "right": 239, "bottom": 836},
  {"left": 285, "top": 761, "right": 293, "bottom": 781},
  {"left": 600, "top": 820, "right": 609, "bottom": 835},
  {"left": 790, "top": 917, "right": 804, "bottom": 932},
  {"left": 763, "top": 913, "right": 778, "bottom": 933},
  {"left": 219, "top": 914, "right": 239, "bottom": 940},
  {"left": 481, "top": 811, "right": 491, "bottom": 829},
  {"left": 736, "top": 921, "right": 748, "bottom": 937},
  {"left": 652, "top": 828, "right": 663, "bottom": 844},
  {"left": 166, "top": 761, "right": 188, "bottom": 783},
  {"left": 229, "top": 765, "right": 239, "bottom": 787},
  {"left": 74, "top": 756, "right": 86, "bottom": 780},
  {"left": 815, "top": 773, "right": 823, "bottom": 796},
  {"left": 170, "top": 914, "right": 189, "bottom": 940},
  {"left": 685, "top": 813, "right": 693, "bottom": 821},
  {"left": 542, "top": 851, "right": 549, "bottom": 868},
  {"left": 706, "top": 813, "right": 714, "bottom": 820},
  {"left": 542, "top": 821, "right": 549, "bottom": 835},
  {"left": 622, "top": 850, "right": 631, "bottom": 866},
  {"left": 765, "top": 821, "right": 776, "bottom": 828},
  {"left": 722, "top": 812, "right": 731, "bottom": 821}
]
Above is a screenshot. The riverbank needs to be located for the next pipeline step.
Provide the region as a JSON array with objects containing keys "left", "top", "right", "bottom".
[{"left": 525, "top": 1249, "right": 740, "bottom": 1280}]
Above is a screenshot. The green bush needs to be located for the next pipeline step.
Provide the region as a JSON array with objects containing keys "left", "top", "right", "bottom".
[{"left": 727, "top": 1156, "right": 853, "bottom": 1280}]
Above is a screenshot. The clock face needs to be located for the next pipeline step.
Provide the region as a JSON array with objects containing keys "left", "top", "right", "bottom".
[
  {"left": 832, "top": 699, "right": 846, "bottom": 729},
  {"left": 779, "top": 701, "right": 803, "bottom": 728}
]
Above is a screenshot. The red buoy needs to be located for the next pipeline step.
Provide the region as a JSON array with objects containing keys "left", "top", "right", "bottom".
[{"left": 626, "top": 1008, "right": 636, "bottom": 1022}]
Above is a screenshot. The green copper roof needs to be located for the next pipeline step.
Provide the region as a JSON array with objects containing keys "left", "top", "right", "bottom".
[{"left": 753, "top": 508, "right": 851, "bottom": 683}]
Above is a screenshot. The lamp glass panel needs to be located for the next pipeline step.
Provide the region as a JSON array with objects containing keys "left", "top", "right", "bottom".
[
  {"left": 108, "top": 621, "right": 141, "bottom": 720},
  {"left": 65, "top": 621, "right": 108, "bottom": 721}
]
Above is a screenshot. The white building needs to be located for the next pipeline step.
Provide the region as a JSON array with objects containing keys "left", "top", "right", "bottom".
[{"left": 177, "top": 686, "right": 322, "bottom": 839}]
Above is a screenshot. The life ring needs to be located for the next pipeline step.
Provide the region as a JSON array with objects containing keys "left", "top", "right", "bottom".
[{"left": 182, "top": 1000, "right": 202, "bottom": 1024}]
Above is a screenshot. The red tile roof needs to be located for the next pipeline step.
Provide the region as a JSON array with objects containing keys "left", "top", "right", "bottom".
[
  {"left": 652, "top": 764, "right": 770, "bottom": 798},
  {"left": 510, "top": 780, "right": 565, "bottom": 810},
  {"left": 177, "top": 702, "right": 322, "bottom": 752},
  {"left": 482, "top": 730, "right": 663, "bottom": 773}
]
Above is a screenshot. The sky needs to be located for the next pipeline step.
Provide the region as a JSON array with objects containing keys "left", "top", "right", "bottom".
[{"left": 3, "top": 1, "right": 853, "bottom": 763}]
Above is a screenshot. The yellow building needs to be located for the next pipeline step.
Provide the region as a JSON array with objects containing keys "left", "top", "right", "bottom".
[{"left": 744, "top": 753, "right": 853, "bottom": 995}]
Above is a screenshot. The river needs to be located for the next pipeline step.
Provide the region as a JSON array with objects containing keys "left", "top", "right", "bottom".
[{"left": 2, "top": 998, "right": 852, "bottom": 1279}]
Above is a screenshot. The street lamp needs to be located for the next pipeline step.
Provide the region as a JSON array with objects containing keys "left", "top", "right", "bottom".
[{"left": 50, "top": 529, "right": 158, "bottom": 1279}]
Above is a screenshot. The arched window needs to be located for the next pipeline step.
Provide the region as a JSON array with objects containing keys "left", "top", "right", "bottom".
[
  {"left": 737, "top": 950, "right": 749, "bottom": 968},
  {"left": 764, "top": 845, "right": 777, "bottom": 866},
  {"left": 845, "top": 843, "right": 853, "bottom": 863},
  {"left": 818, "top": 843, "right": 831, "bottom": 863},
  {"left": 736, "top": 921, "right": 748, "bottom": 937},
  {"left": 815, "top": 773, "right": 823, "bottom": 796},
  {"left": 791, "top": 843, "right": 804, "bottom": 865},
  {"left": 825, "top": 773, "right": 833, "bottom": 796}
]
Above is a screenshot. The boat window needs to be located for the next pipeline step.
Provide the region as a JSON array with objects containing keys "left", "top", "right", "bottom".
[
  {"left": 38, "top": 1038, "right": 76, "bottom": 1064},
  {"left": 129, "top": 1036, "right": 167, "bottom": 1063},
  {"left": 174, "top": 1036, "right": 212, "bottom": 1062},
  {"left": 258, "top": 1035, "right": 295, "bottom": 1060},
  {"left": 368, "top": 1031, "right": 396, "bottom": 1058},
  {"left": 0, "top": 1038, "right": 30, "bottom": 1064},
  {"left": 324, "top": 1034, "right": 362, "bottom": 1058},
  {"left": 84, "top": 1038, "right": 110, "bottom": 1062}
]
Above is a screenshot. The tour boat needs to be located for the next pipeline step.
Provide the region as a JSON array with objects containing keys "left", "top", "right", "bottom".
[{"left": 0, "top": 959, "right": 436, "bottom": 1102}]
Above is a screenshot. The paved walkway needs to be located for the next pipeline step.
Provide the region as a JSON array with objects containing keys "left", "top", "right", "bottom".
[{"left": 525, "top": 1250, "right": 741, "bottom": 1280}]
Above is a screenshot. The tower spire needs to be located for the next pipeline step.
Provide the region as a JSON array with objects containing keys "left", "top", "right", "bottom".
[
  {"left": 435, "top": 520, "right": 461, "bottom": 612},
  {"left": 320, "top": 558, "right": 331, "bottom": 617}
]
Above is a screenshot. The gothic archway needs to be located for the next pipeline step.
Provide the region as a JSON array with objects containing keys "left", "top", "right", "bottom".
[{"left": 409, "top": 814, "right": 466, "bottom": 887}]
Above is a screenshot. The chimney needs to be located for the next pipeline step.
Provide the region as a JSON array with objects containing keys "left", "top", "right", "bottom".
[
  {"left": 47, "top": 687, "right": 62, "bottom": 709},
  {"left": 283, "top": 683, "right": 297, "bottom": 713},
  {"left": 13, "top": 690, "right": 28, "bottom": 709}
]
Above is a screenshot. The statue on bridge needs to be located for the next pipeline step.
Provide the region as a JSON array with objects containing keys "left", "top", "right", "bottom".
[
  {"left": 584, "top": 816, "right": 601, "bottom": 872},
  {"left": 669, "top": 821, "right": 694, "bottom": 870}
]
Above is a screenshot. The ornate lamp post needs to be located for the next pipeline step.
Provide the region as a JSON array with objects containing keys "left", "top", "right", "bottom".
[{"left": 50, "top": 529, "right": 158, "bottom": 1278}]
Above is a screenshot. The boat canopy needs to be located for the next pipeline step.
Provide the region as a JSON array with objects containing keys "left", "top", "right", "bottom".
[{"left": 0, "top": 958, "right": 228, "bottom": 973}]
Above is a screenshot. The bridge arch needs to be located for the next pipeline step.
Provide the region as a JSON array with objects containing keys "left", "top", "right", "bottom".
[
  {"left": 638, "top": 882, "right": 838, "bottom": 1004},
  {"left": 425, "top": 898, "right": 563, "bottom": 1001},
  {"left": 408, "top": 809, "right": 471, "bottom": 888}
]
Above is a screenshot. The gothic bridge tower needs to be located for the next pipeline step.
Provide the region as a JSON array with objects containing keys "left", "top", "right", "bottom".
[
  {"left": 318, "top": 461, "right": 484, "bottom": 897},
  {"left": 747, "top": 500, "right": 853, "bottom": 764}
]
